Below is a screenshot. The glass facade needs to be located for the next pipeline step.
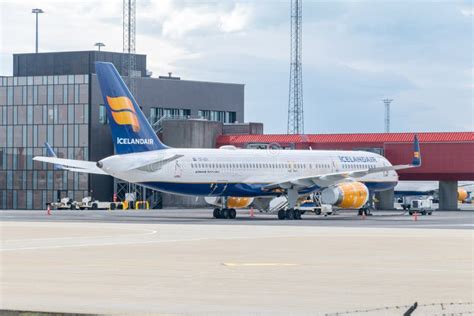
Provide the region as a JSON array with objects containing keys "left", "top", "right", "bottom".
[
  {"left": 0, "top": 74, "right": 90, "bottom": 209},
  {"left": 198, "top": 110, "right": 236, "bottom": 123},
  {"left": 149, "top": 107, "right": 191, "bottom": 124}
]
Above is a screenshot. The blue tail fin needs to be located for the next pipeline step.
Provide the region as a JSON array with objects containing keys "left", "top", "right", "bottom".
[
  {"left": 411, "top": 134, "right": 421, "bottom": 166},
  {"left": 95, "top": 62, "right": 168, "bottom": 154}
]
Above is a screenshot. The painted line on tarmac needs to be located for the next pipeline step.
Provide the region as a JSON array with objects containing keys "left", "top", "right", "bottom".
[
  {"left": 0, "top": 237, "right": 214, "bottom": 252},
  {"left": 3, "top": 228, "right": 158, "bottom": 242},
  {"left": 222, "top": 263, "right": 300, "bottom": 267}
]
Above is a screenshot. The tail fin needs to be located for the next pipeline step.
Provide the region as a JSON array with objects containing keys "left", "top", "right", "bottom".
[
  {"left": 411, "top": 134, "right": 421, "bottom": 166},
  {"left": 95, "top": 62, "right": 168, "bottom": 154}
]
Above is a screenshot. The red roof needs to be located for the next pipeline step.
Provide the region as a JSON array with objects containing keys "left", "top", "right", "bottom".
[{"left": 217, "top": 132, "right": 474, "bottom": 145}]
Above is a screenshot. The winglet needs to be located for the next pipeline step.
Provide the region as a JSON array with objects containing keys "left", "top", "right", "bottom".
[
  {"left": 44, "top": 142, "right": 57, "bottom": 158},
  {"left": 411, "top": 134, "right": 421, "bottom": 166},
  {"left": 44, "top": 142, "right": 63, "bottom": 170}
]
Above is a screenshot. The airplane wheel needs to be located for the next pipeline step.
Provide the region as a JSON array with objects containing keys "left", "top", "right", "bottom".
[
  {"left": 278, "top": 209, "right": 286, "bottom": 220},
  {"left": 213, "top": 208, "right": 220, "bottom": 219},
  {"left": 222, "top": 208, "right": 230, "bottom": 219},
  {"left": 229, "top": 208, "right": 237, "bottom": 219},
  {"left": 294, "top": 209, "right": 302, "bottom": 220},
  {"left": 286, "top": 209, "right": 295, "bottom": 220}
]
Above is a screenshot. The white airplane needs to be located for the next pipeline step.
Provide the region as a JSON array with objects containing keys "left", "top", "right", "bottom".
[{"left": 34, "top": 62, "right": 422, "bottom": 220}]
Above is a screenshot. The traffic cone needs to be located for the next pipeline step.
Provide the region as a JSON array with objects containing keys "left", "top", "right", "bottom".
[
  {"left": 47, "top": 205, "right": 51, "bottom": 216},
  {"left": 413, "top": 212, "right": 418, "bottom": 221},
  {"left": 250, "top": 207, "right": 254, "bottom": 218},
  {"left": 362, "top": 210, "right": 366, "bottom": 220}
]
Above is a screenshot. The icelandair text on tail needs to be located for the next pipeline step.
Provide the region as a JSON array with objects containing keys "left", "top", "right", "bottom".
[{"left": 117, "top": 137, "right": 154, "bottom": 145}]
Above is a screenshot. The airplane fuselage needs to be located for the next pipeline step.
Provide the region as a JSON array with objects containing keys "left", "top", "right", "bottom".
[{"left": 99, "top": 147, "right": 398, "bottom": 197}]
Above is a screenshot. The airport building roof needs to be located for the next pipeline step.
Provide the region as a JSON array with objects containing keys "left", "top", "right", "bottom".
[{"left": 217, "top": 132, "right": 473, "bottom": 145}]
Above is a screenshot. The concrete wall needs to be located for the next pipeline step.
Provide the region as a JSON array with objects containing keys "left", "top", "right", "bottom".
[
  {"left": 162, "top": 119, "right": 223, "bottom": 148},
  {"left": 223, "top": 122, "right": 263, "bottom": 135}
]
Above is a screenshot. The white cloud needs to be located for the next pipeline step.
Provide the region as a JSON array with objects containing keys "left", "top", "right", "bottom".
[
  {"left": 0, "top": 0, "right": 471, "bottom": 133},
  {"left": 219, "top": 3, "right": 253, "bottom": 33}
]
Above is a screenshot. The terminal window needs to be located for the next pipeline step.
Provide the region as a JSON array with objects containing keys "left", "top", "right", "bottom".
[{"left": 198, "top": 110, "right": 236, "bottom": 123}]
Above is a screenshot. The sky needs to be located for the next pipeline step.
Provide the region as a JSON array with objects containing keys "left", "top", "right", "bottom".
[{"left": 0, "top": 0, "right": 472, "bottom": 134}]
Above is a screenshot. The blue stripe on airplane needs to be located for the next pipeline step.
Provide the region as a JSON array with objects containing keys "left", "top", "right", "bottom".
[{"left": 138, "top": 181, "right": 397, "bottom": 197}]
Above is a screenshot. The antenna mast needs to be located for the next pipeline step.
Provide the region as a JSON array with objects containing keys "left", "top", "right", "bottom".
[
  {"left": 287, "top": 0, "right": 304, "bottom": 134},
  {"left": 123, "top": 0, "right": 137, "bottom": 95}
]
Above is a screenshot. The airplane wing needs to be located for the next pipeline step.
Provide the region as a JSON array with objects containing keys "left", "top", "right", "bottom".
[
  {"left": 263, "top": 167, "right": 401, "bottom": 191},
  {"left": 33, "top": 156, "right": 107, "bottom": 175},
  {"left": 264, "top": 135, "right": 421, "bottom": 191}
]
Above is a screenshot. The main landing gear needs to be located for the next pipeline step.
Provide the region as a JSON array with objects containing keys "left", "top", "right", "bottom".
[
  {"left": 213, "top": 208, "right": 237, "bottom": 219},
  {"left": 277, "top": 188, "right": 303, "bottom": 220},
  {"left": 278, "top": 208, "right": 302, "bottom": 220}
]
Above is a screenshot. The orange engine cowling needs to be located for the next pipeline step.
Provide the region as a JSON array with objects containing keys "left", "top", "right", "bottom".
[
  {"left": 227, "top": 197, "right": 254, "bottom": 209},
  {"left": 458, "top": 188, "right": 468, "bottom": 202},
  {"left": 204, "top": 196, "right": 254, "bottom": 209},
  {"left": 321, "top": 182, "right": 369, "bottom": 209}
]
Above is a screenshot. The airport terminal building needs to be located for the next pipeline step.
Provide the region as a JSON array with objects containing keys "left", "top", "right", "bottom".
[{"left": 0, "top": 51, "right": 245, "bottom": 209}]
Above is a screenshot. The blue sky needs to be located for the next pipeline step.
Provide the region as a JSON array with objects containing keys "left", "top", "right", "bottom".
[{"left": 1, "top": 0, "right": 472, "bottom": 133}]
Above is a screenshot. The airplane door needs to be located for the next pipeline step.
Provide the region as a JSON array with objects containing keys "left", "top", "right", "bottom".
[
  {"left": 331, "top": 157, "right": 340, "bottom": 173},
  {"left": 383, "top": 162, "right": 389, "bottom": 177},
  {"left": 174, "top": 160, "right": 183, "bottom": 178}
]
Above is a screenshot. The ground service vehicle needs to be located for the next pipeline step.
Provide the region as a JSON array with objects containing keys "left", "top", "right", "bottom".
[
  {"left": 77, "top": 197, "right": 114, "bottom": 210},
  {"left": 48, "top": 197, "right": 76, "bottom": 210},
  {"left": 408, "top": 199, "right": 433, "bottom": 215}
]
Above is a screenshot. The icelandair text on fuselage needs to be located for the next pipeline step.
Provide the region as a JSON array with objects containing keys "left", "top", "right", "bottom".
[
  {"left": 117, "top": 137, "right": 154, "bottom": 145},
  {"left": 338, "top": 156, "right": 377, "bottom": 163}
]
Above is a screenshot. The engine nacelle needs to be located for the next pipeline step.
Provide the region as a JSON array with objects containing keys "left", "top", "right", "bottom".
[
  {"left": 204, "top": 197, "right": 254, "bottom": 209},
  {"left": 458, "top": 188, "right": 468, "bottom": 202},
  {"left": 321, "top": 182, "right": 369, "bottom": 209}
]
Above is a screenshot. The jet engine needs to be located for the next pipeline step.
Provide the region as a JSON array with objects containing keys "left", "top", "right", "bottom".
[
  {"left": 204, "top": 196, "right": 254, "bottom": 209},
  {"left": 458, "top": 188, "right": 468, "bottom": 202},
  {"left": 321, "top": 182, "right": 369, "bottom": 209}
]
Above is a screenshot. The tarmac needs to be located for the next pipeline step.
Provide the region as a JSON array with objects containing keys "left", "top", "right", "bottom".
[{"left": 1, "top": 209, "right": 473, "bottom": 315}]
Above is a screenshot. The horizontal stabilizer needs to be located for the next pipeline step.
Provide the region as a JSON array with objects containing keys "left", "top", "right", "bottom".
[{"left": 33, "top": 156, "right": 107, "bottom": 175}]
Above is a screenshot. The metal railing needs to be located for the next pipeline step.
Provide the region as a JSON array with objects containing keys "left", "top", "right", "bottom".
[{"left": 324, "top": 301, "right": 473, "bottom": 316}]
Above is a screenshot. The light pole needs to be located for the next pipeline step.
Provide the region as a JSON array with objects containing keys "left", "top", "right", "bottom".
[
  {"left": 94, "top": 42, "right": 105, "bottom": 51},
  {"left": 32, "top": 8, "right": 44, "bottom": 53}
]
